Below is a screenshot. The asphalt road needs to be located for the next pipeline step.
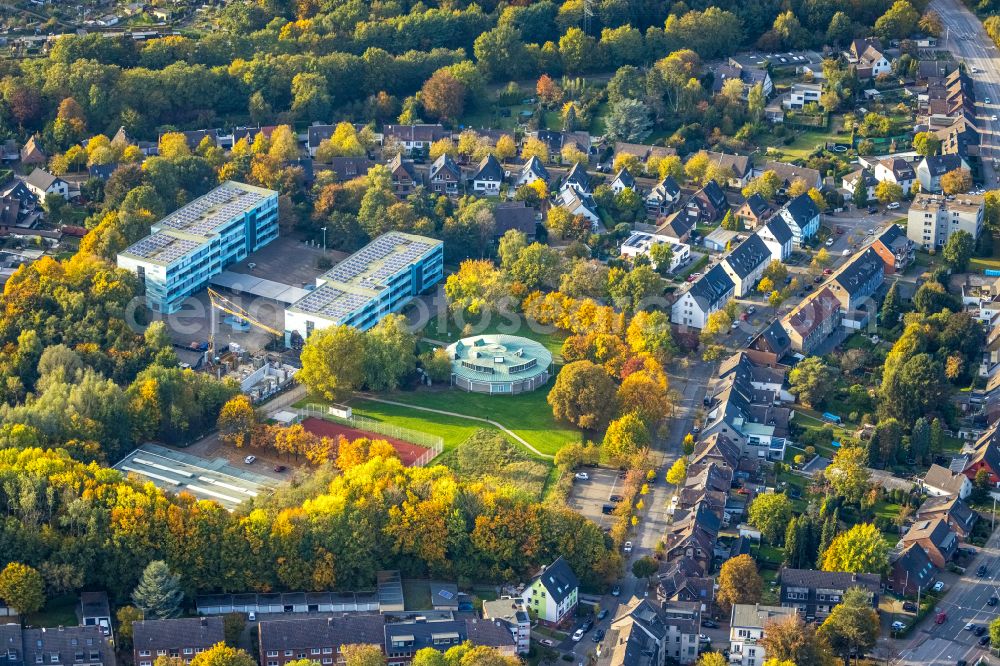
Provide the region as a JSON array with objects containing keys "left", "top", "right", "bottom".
[
  {"left": 934, "top": 0, "right": 1000, "bottom": 186},
  {"left": 893, "top": 520, "right": 1000, "bottom": 665}
]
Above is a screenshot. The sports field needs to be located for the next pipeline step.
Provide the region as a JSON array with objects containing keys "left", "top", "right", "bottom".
[{"left": 301, "top": 417, "right": 431, "bottom": 466}]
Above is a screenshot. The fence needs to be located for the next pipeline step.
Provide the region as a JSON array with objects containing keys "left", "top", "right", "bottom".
[{"left": 299, "top": 403, "right": 444, "bottom": 466}]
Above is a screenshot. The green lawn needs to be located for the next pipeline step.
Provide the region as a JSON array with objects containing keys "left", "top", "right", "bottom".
[
  {"left": 757, "top": 127, "right": 843, "bottom": 160},
  {"left": 28, "top": 594, "right": 78, "bottom": 628},
  {"left": 373, "top": 384, "right": 581, "bottom": 457},
  {"left": 349, "top": 400, "right": 496, "bottom": 452},
  {"left": 422, "top": 312, "right": 567, "bottom": 357}
]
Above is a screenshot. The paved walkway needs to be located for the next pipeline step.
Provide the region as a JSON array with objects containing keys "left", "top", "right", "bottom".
[{"left": 355, "top": 394, "right": 554, "bottom": 459}]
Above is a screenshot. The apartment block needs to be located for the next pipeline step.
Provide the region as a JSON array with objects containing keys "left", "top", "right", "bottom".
[
  {"left": 258, "top": 616, "right": 386, "bottom": 666},
  {"left": 906, "top": 193, "right": 984, "bottom": 249},
  {"left": 0, "top": 625, "right": 115, "bottom": 666},
  {"left": 729, "top": 604, "right": 797, "bottom": 666},
  {"left": 117, "top": 181, "right": 279, "bottom": 314},
  {"left": 284, "top": 232, "right": 444, "bottom": 337},
  {"left": 132, "top": 618, "right": 223, "bottom": 666},
  {"left": 481, "top": 598, "right": 530, "bottom": 654}
]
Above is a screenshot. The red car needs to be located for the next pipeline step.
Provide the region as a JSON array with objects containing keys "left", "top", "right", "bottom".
[{"left": 935, "top": 612, "right": 947, "bottom": 624}]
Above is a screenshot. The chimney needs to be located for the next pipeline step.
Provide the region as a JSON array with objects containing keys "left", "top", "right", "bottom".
[
  {"left": 327, "top": 618, "right": 333, "bottom": 627},
  {"left": 200, "top": 617, "right": 207, "bottom": 628}
]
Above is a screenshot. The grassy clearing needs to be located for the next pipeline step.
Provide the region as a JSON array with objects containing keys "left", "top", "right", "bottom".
[
  {"left": 378, "top": 384, "right": 581, "bottom": 456},
  {"left": 402, "top": 580, "right": 433, "bottom": 611},
  {"left": 28, "top": 594, "right": 78, "bottom": 628},
  {"left": 348, "top": 399, "right": 493, "bottom": 453}
]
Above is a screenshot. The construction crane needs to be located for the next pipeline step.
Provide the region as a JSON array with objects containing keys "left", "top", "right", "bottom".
[{"left": 206, "top": 287, "right": 285, "bottom": 360}]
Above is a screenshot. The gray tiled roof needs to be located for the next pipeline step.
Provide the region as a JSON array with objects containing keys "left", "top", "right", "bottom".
[
  {"left": 23, "top": 627, "right": 115, "bottom": 666},
  {"left": 534, "top": 557, "right": 579, "bottom": 604},
  {"left": 258, "top": 616, "right": 385, "bottom": 653},
  {"left": 688, "top": 264, "right": 735, "bottom": 312},
  {"left": 779, "top": 569, "right": 880, "bottom": 593},
  {"left": 132, "top": 618, "right": 224, "bottom": 653},
  {"left": 724, "top": 234, "right": 770, "bottom": 279}
]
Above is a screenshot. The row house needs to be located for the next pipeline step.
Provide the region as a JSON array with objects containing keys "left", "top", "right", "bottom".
[
  {"left": 720, "top": 234, "right": 770, "bottom": 297},
  {"left": 755, "top": 215, "right": 794, "bottom": 262},
  {"left": 259, "top": 616, "right": 385, "bottom": 666},
  {"left": 1, "top": 625, "right": 115, "bottom": 666},
  {"left": 670, "top": 264, "right": 735, "bottom": 330},
  {"left": 915, "top": 495, "right": 978, "bottom": 539},
  {"left": 735, "top": 193, "right": 773, "bottom": 229},
  {"left": 133, "top": 618, "right": 223, "bottom": 666},
  {"left": 870, "top": 224, "right": 915, "bottom": 275},
  {"left": 685, "top": 180, "right": 729, "bottom": 224},
  {"left": 825, "top": 247, "right": 885, "bottom": 329},
  {"left": 774, "top": 193, "right": 820, "bottom": 247},
  {"left": 781, "top": 287, "right": 842, "bottom": 354},
  {"left": 481, "top": 598, "right": 530, "bottom": 655},
  {"left": 778, "top": 569, "right": 880, "bottom": 621}
]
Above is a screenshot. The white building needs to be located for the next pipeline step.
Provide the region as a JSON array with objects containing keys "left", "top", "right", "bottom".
[
  {"left": 782, "top": 82, "right": 822, "bottom": 109},
  {"left": 671, "top": 264, "right": 735, "bottom": 330},
  {"left": 610, "top": 167, "right": 637, "bottom": 194},
  {"left": 720, "top": 234, "right": 771, "bottom": 297},
  {"left": 517, "top": 156, "right": 549, "bottom": 187},
  {"left": 24, "top": 168, "right": 69, "bottom": 200},
  {"left": 906, "top": 192, "right": 984, "bottom": 249},
  {"left": 775, "top": 193, "right": 821, "bottom": 247},
  {"left": 620, "top": 231, "right": 690, "bottom": 273},
  {"left": 558, "top": 188, "right": 601, "bottom": 230},
  {"left": 520, "top": 558, "right": 579, "bottom": 627},
  {"left": 874, "top": 157, "right": 916, "bottom": 194},
  {"left": 481, "top": 598, "right": 531, "bottom": 655},
  {"left": 916, "top": 154, "right": 969, "bottom": 193},
  {"left": 470, "top": 153, "right": 503, "bottom": 195},
  {"left": 755, "top": 216, "right": 793, "bottom": 262},
  {"left": 729, "top": 604, "right": 797, "bottom": 666}
]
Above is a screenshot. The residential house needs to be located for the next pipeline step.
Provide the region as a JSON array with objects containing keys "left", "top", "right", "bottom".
[
  {"left": 671, "top": 264, "right": 735, "bottom": 329},
  {"left": 0, "top": 180, "right": 37, "bottom": 210},
  {"left": 657, "top": 558, "right": 715, "bottom": 611},
  {"left": 725, "top": 56, "right": 775, "bottom": 96},
  {"left": 899, "top": 518, "right": 958, "bottom": 568},
  {"left": 258, "top": 616, "right": 386, "bottom": 666},
  {"left": 383, "top": 124, "right": 447, "bottom": 155},
  {"left": 729, "top": 604, "right": 797, "bottom": 666},
  {"left": 781, "top": 287, "right": 842, "bottom": 354},
  {"left": 179, "top": 130, "right": 219, "bottom": 150},
  {"left": 19, "top": 136, "right": 46, "bottom": 166},
  {"left": 735, "top": 194, "right": 773, "bottom": 229},
  {"left": 608, "top": 598, "right": 699, "bottom": 666},
  {"left": 662, "top": 503, "right": 720, "bottom": 572},
  {"left": 755, "top": 215, "right": 794, "bottom": 262},
  {"left": 384, "top": 618, "right": 515, "bottom": 665},
  {"left": 922, "top": 464, "right": 973, "bottom": 499},
  {"left": 530, "top": 130, "right": 591, "bottom": 156},
  {"left": 704, "top": 152, "right": 753, "bottom": 188},
  {"left": 88, "top": 163, "right": 118, "bottom": 182},
  {"left": 15, "top": 626, "right": 116, "bottom": 666},
  {"left": 620, "top": 232, "right": 690, "bottom": 273},
  {"left": 686, "top": 180, "right": 728, "bottom": 224},
  {"left": 610, "top": 167, "right": 637, "bottom": 194},
  {"left": 779, "top": 569, "right": 880, "bottom": 621},
  {"left": 721, "top": 234, "right": 771, "bottom": 297},
  {"left": 326, "top": 157, "right": 374, "bottom": 182},
  {"left": 916, "top": 154, "right": 969, "bottom": 193},
  {"left": 712, "top": 63, "right": 773, "bottom": 100},
  {"left": 557, "top": 189, "right": 601, "bottom": 230},
  {"left": 848, "top": 38, "right": 891, "bottom": 78},
  {"left": 646, "top": 176, "right": 681, "bottom": 217},
  {"left": 906, "top": 192, "right": 984, "bottom": 249},
  {"left": 481, "top": 598, "right": 530, "bottom": 655},
  {"left": 871, "top": 224, "right": 915, "bottom": 274},
  {"left": 746, "top": 319, "right": 793, "bottom": 368},
  {"left": 782, "top": 82, "right": 822, "bottom": 110},
  {"left": 889, "top": 543, "right": 937, "bottom": 596},
  {"left": 132, "top": 617, "right": 225, "bottom": 666},
  {"left": 826, "top": 247, "right": 885, "bottom": 329},
  {"left": 428, "top": 154, "right": 461, "bottom": 195},
  {"left": 758, "top": 161, "right": 822, "bottom": 191},
  {"left": 470, "top": 154, "right": 503, "bottom": 195},
  {"left": 80, "top": 592, "right": 112, "bottom": 637},
  {"left": 307, "top": 125, "right": 336, "bottom": 157},
  {"left": 915, "top": 496, "right": 978, "bottom": 538},
  {"left": 874, "top": 157, "right": 916, "bottom": 194},
  {"left": 963, "top": 424, "right": 1000, "bottom": 488},
  {"left": 560, "top": 162, "right": 591, "bottom": 197},
  {"left": 24, "top": 168, "right": 69, "bottom": 200},
  {"left": 520, "top": 557, "right": 579, "bottom": 627},
  {"left": 614, "top": 142, "right": 677, "bottom": 163},
  {"left": 843, "top": 168, "right": 878, "bottom": 202},
  {"left": 517, "top": 156, "right": 549, "bottom": 187},
  {"left": 655, "top": 211, "right": 693, "bottom": 244},
  {"left": 387, "top": 154, "right": 420, "bottom": 196},
  {"left": 493, "top": 202, "right": 537, "bottom": 237},
  {"left": 775, "top": 193, "right": 821, "bottom": 246}
]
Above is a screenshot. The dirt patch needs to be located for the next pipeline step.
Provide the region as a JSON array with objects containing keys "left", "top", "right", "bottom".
[{"left": 301, "top": 417, "right": 430, "bottom": 466}]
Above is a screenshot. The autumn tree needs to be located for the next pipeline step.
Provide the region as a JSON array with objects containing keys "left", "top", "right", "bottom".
[
  {"left": 189, "top": 644, "right": 257, "bottom": 666},
  {"left": 818, "top": 586, "right": 879, "bottom": 662},
  {"left": 748, "top": 492, "right": 793, "bottom": 544},
  {"left": 547, "top": 360, "right": 618, "bottom": 430},
  {"left": 536, "top": 74, "right": 563, "bottom": 106},
  {"left": 665, "top": 457, "right": 687, "bottom": 485},
  {"left": 132, "top": 560, "right": 183, "bottom": 619},
  {"left": 823, "top": 446, "right": 871, "bottom": 504},
  {"left": 821, "top": 523, "right": 888, "bottom": 574},
  {"left": 940, "top": 168, "right": 973, "bottom": 195},
  {"left": 616, "top": 371, "right": 670, "bottom": 425},
  {"left": 603, "top": 412, "right": 651, "bottom": 463},
  {"left": 912, "top": 131, "right": 942, "bottom": 157},
  {"left": 299, "top": 325, "right": 367, "bottom": 401},
  {"left": 217, "top": 395, "right": 257, "bottom": 448},
  {"left": 697, "top": 654, "right": 728, "bottom": 666},
  {"left": 788, "top": 357, "right": 837, "bottom": 408},
  {"left": 521, "top": 137, "right": 550, "bottom": 163},
  {"left": 875, "top": 181, "right": 903, "bottom": 204},
  {"left": 760, "top": 615, "right": 835, "bottom": 666},
  {"left": 116, "top": 606, "right": 143, "bottom": 648},
  {"left": 0, "top": 562, "right": 44, "bottom": 616},
  {"left": 716, "top": 554, "right": 763, "bottom": 610},
  {"left": 626, "top": 311, "right": 676, "bottom": 365},
  {"left": 341, "top": 644, "right": 386, "bottom": 666},
  {"left": 422, "top": 70, "right": 466, "bottom": 121}
]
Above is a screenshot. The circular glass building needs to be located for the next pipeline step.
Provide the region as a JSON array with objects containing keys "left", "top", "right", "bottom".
[{"left": 446, "top": 334, "right": 553, "bottom": 394}]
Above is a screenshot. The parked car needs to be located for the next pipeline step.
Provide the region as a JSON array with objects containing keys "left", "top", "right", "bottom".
[
  {"left": 933, "top": 581, "right": 945, "bottom": 593},
  {"left": 601, "top": 504, "right": 615, "bottom": 515},
  {"left": 610, "top": 494, "right": 624, "bottom": 503},
  {"left": 698, "top": 634, "right": 711, "bottom": 644},
  {"left": 273, "top": 465, "right": 286, "bottom": 473},
  {"left": 825, "top": 238, "right": 834, "bottom": 246},
  {"left": 981, "top": 635, "right": 991, "bottom": 646},
  {"left": 244, "top": 455, "right": 256, "bottom": 464},
  {"left": 581, "top": 618, "right": 593, "bottom": 632},
  {"left": 702, "top": 620, "right": 718, "bottom": 629},
  {"left": 891, "top": 621, "right": 906, "bottom": 632},
  {"left": 975, "top": 625, "right": 986, "bottom": 636},
  {"left": 902, "top": 601, "right": 917, "bottom": 612},
  {"left": 597, "top": 609, "right": 608, "bottom": 620},
  {"left": 575, "top": 472, "right": 590, "bottom": 481},
  {"left": 887, "top": 202, "right": 900, "bottom": 210},
  {"left": 935, "top": 611, "right": 947, "bottom": 624},
  {"left": 989, "top": 596, "right": 998, "bottom": 606},
  {"left": 813, "top": 275, "right": 823, "bottom": 283},
  {"left": 964, "top": 622, "right": 975, "bottom": 632},
  {"left": 248, "top": 611, "right": 256, "bottom": 622},
  {"left": 746, "top": 305, "right": 756, "bottom": 315},
  {"left": 593, "top": 629, "right": 605, "bottom": 643},
  {"left": 977, "top": 564, "right": 988, "bottom": 577},
  {"left": 823, "top": 268, "right": 833, "bottom": 275},
  {"left": 572, "top": 628, "right": 585, "bottom": 642},
  {"left": 611, "top": 585, "right": 621, "bottom": 597},
  {"left": 623, "top": 541, "right": 633, "bottom": 553}
]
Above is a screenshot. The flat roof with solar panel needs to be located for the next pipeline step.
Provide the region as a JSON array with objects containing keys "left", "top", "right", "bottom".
[
  {"left": 119, "top": 181, "right": 276, "bottom": 266},
  {"left": 286, "top": 231, "right": 443, "bottom": 324}
]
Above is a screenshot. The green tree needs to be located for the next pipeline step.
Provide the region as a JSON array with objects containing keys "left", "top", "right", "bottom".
[
  {"left": 116, "top": 606, "right": 143, "bottom": 648},
  {"left": 298, "top": 325, "right": 367, "bottom": 401},
  {"left": 827, "top": 12, "right": 854, "bottom": 46},
  {"left": 716, "top": 554, "right": 763, "bottom": 610},
  {"left": 0, "top": 563, "right": 44, "bottom": 616},
  {"left": 132, "top": 560, "right": 183, "bottom": 619},
  {"left": 605, "top": 99, "right": 653, "bottom": 143},
  {"left": 819, "top": 586, "right": 880, "bottom": 662},
  {"left": 603, "top": 412, "right": 651, "bottom": 462},
  {"left": 748, "top": 492, "right": 794, "bottom": 544},
  {"left": 943, "top": 230, "right": 974, "bottom": 271},
  {"left": 874, "top": 0, "right": 920, "bottom": 40},
  {"left": 363, "top": 314, "right": 417, "bottom": 392},
  {"left": 760, "top": 615, "right": 836, "bottom": 666},
  {"left": 991, "top": 617, "right": 1000, "bottom": 652},
  {"left": 631, "top": 556, "right": 659, "bottom": 579},
  {"left": 547, "top": 360, "right": 619, "bottom": 430},
  {"left": 881, "top": 282, "right": 902, "bottom": 326},
  {"left": 912, "top": 132, "right": 942, "bottom": 157},
  {"left": 788, "top": 357, "right": 838, "bottom": 408},
  {"left": 223, "top": 613, "right": 246, "bottom": 647},
  {"left": 821, "top": 523, "right": 888, "bottom": 574},
  {"left": 648, "top": 242, "right": 675, "bottom": 275},
  {"left": 852, "top": 178, "right": 868, "bottom": 208},
  {"left": 608, "top": 265, "right": 661, "bottom": 313}
]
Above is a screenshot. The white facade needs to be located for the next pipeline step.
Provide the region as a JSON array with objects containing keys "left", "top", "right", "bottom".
[
  {"left": 906, "top": 193, "right": 984, "bottom": 249},
  {"left": 721, "top": 257, "right": 767, "bottom": 297},
  {"left": 782, "top": 83, "right": 822, "bottom": 109},
  {"left": 619, "top": 232, "right": 690, "bottom": 273},
  {"left": 671, "top": 291, "right": 710, "bottom": 330},
  {"left": 874, "top": 162, "right": 914, "bottom": 194},
  {"left": 729, "top": 605, "right": 797, "bottom": 666},
  {"left": 755, "top": 226, "right": 791, "bottom": 262}
]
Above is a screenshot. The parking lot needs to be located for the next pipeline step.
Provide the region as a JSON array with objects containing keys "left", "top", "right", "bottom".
[
  {"left": 566, "top": 467, "right": 626, "bottom": 530},
  {"left": 114, "top": 443, "right": 281, "bottom": 511}
]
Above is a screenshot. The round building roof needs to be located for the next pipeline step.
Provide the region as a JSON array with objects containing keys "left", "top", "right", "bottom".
[{"left": 446, "top": 334, "right": 552, "bottom": 384}]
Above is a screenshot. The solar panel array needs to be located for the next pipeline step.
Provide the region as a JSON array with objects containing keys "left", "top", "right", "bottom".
[
  {"left": 292, "top": 283, "right": 371, "bottom": 320},
  {"left": 324, "top": 233, "right": 434, "bottom": 290},
  {"left": 124, "top": 232, "right": 200, "bottom": 263},
  {"left": 157, "top": 183, "right": 266, "bottom": 238}
]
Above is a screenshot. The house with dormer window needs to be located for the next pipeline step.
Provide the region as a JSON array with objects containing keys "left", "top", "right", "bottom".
[{"left": 520, "top": 557, "right": 579, "bottom": 627}]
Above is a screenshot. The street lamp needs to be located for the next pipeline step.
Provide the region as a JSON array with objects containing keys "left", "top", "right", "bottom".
[{"left": 322, "top": 226, "right": 327, "bottom": 253}]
